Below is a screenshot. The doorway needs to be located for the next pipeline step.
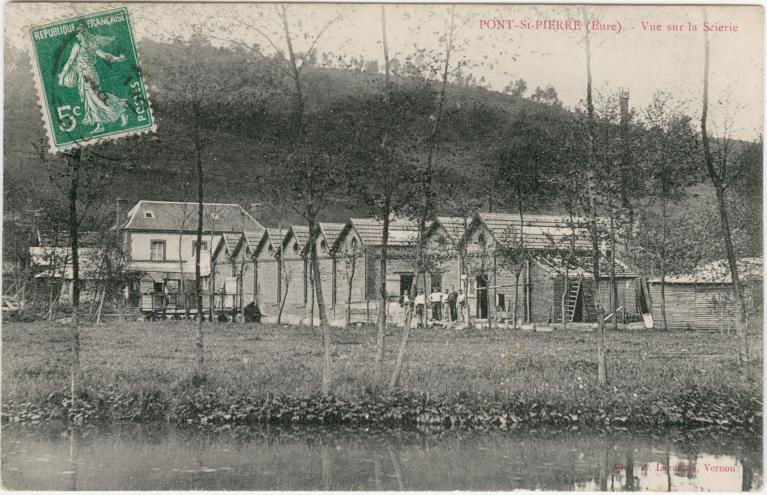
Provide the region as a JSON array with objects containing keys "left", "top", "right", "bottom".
[
  {"left": 476, "top": 275, "right": 488, "bottom": 319},
  {"left": 400, "top": 273, "right": 414, "bottom": 296}
]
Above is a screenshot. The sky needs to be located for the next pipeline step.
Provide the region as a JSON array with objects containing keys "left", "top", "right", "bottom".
[{"left": 6, "top": 2, "right": 764, "bottom": 140}]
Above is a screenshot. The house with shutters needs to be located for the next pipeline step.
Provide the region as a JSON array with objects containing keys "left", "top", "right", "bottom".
[{"left": 118, "top": 200, "right": 263, "bottom": 314}]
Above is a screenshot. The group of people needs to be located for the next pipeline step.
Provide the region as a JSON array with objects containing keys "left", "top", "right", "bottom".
[{"left": 399, "top": 286, "right": 466, "bottom": 327}]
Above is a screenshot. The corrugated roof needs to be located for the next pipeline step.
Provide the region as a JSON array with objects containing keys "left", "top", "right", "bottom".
[
  {"left": 653, "top": 257, "right": 763, "bottom": 284},
  {"left": 477, "top": 212, "right": 593, "bottom": 250},
  {"left": 29, "top": 247, "right": 102, "bottom": 279},
  {"left": 536, "top": 254, "right": 636, "bottom": 278},
  {"left": 37, "top": 230, "right": 102, "bottom": 248},
  {"left": 123, "top": 201, "right": 263, "bottom": 233}
]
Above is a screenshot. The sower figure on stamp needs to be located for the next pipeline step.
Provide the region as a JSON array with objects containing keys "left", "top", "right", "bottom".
[{"left": 58, "top": 24, "right": 128, "bottom": 134}]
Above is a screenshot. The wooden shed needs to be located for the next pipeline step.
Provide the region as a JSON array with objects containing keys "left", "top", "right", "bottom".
[{"left": 648, "top": 257, "right": 763, "bottom": 330}]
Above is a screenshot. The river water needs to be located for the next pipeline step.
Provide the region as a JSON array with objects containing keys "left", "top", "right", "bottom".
[{"left": 1, "top": 425, "right": 761, "bottom": 491}]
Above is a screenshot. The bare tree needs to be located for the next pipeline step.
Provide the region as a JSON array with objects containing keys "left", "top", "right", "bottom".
[
  {"left": 700, "top": 10, "right": 753, "bottom": 379},
  {"left": 277, "top": 250, "right": 292, "bottom": 325},
  {"left": 339, "top": 239, "right": 361, "bottom": 327},
  {"left": 389, "top": 6, "right": 457, "bottom": 390}
]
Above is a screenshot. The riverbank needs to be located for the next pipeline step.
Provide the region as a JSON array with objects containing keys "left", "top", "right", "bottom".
[{"left": 2, "top": 321, "right": 762, "bottom": 431}]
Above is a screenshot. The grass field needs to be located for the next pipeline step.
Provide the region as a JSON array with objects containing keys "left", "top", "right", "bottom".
[{"left": 2, "top": 320, "right": 762, "bottom": 404}]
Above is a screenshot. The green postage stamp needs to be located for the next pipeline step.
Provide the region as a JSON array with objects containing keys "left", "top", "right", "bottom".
[{"left": 29, "top": 7, "right": 154, "bottom": 152}]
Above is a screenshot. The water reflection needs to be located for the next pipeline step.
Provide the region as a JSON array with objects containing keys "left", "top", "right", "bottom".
[{"left": 1, "top": 425, "right": 761, "bottom": 491}]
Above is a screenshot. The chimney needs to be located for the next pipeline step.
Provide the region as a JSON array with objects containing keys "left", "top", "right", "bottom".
[
  {"left": 619, "top": 89, "right": 630, "bottom": 125},
  {"left": 115, "top": 197, "right": 128, "bottom": 229}
]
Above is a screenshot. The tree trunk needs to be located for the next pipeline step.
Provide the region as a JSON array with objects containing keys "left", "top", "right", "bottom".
[
  {"left": 346, "top": 252, "right": 356, "bottom": 327},
  {"left": 194, "top": 120, "right": 205, "bottom": 374},
  {"left": 309, "top": 263, "right": 315, "bottom": 325},
  {"left": 660, "top": 273, "right": 668, "bottom": 332},
  {"left": 609, "top": 206, "right": 618, "bottom": 331},
  {"left": 660, "top": 195, "right": 668, "bottom": 331},
  {"left": 309, "top": 220, "right": 334, "bottom": 396},
  {"left": 95, "top": 285, "right": 106, "bottom": 324},
  {"left": 374, "top": 210, "right": 390, "bottom": 386},
  {"left": 582, "top": 6, "right": 607, "bottom": 387},
  {"left": 47, "top": 282, "right": 56, "bottom": 322},
  {"left": 67, "top": 149, "right": 81, "bottom": 409},
  {"left": 513, "top": 269, "right": 520, "bottom": 329},
  {"left": 389, "top": 272, "right": 418, "bottom": 389},
  {"left": 701, "top": 23, "right": 749, "bottom": 378},
  {"left": 278, "top": 261, "right": 288, "bottom": 325}
]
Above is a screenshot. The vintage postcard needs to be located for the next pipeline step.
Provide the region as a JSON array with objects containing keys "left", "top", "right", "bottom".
[{"left": 2, "top": 2, "right": 763, "bottom": 492}]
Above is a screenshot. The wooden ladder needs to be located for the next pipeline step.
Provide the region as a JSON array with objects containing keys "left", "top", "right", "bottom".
[
  {"left": 581, "top": 281, "right": 597, "bottom": 322},
  {"left": 563, "top": 278, "right": 581, "bottom": 323}
]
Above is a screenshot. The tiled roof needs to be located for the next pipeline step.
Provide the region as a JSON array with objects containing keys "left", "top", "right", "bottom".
[
  {"left": 320, "top": 223, "right": 346, "bottom": 246},
  {"left": 477, "top": 212, "right": 593, "bottom": 251},
  {"left": 652, "top": 257, "right": 763, "bottom": 284},
  {"left": 122, "top": 201, "right": 263, "bottom": 233},
  {"left": 290, "top": 225, "right": 311, "bottom": 250},
  {"left": 243, "top": 229, "right": 266, "bottom": 251},
  {"left": 253, "top": 228, "right": 284, "bottom": 257},
  {"left": 223, "top": 233, "right": 241, "bottom": 249},
  {"left": 436, "top": 216, "right": 470, "bottom": 243},
  {"left": 349, "top": 217, "right": 427, "bottom": 247},
  {"left": 212, "top": 233, "right": 242, "bottom": 261}
]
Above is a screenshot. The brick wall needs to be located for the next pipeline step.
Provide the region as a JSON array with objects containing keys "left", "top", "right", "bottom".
[
  {"left": 334, "top": 231, "right": 367, "bottom": 321},
  {"left": 281, "top": 256, "right": 306, "bottom": 316},
  {"left": 256, "top": 258, "right": 280, "bottom": 315},
  {"left": 530, "top": 260, "right": 556, "bottom": 323}
]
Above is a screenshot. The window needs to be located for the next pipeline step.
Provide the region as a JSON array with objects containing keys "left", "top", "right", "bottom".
[
  {"left": 293, "top": 242, "right": 300, "bottom": 254},
  {"left": 150, "top": 240, "right": 166, "bottom": 261},
  {"left": 320, "top": 240, "right": 327, "bottom": 252},
  {"left": 144, "top": 211, "right": 154, "bottom": 218},
  {"left": 193, "top": 240, "right": 208, "bottom": 251},
  {"left": 497, "top": 294, "right": 506, "bottom": 310}
]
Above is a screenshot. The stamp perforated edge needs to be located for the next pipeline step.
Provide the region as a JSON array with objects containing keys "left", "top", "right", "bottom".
[{"left": 25, "top": 6, "right": 157, "bottom": 155}]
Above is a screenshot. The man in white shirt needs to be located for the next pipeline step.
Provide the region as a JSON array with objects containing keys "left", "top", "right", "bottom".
[
  {"left": 430, "top": 288, "right": 442, "bottom": 321},
  {"left": 414, "top": 290, "right": 426, "bottom": 328},
  {"left": 442, "top": 288, "right": 451, "bottom": 322},
  {"left": 457, "top": 289, "right": 466, "bottom": 322}
]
